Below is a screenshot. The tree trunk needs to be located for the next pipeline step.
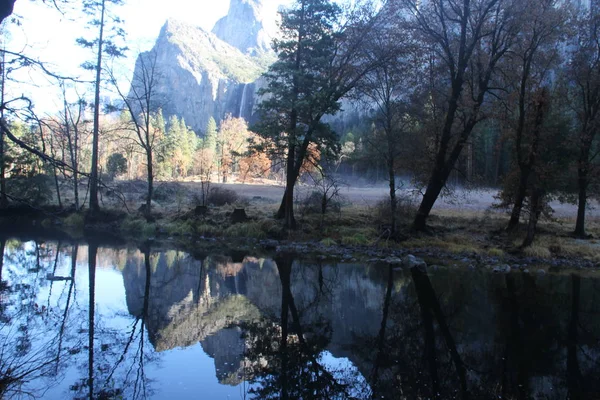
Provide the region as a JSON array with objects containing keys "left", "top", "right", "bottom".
[
  {"left": 146, "top": 148, "right": 153, "bottom": 216},
  {"left": 277, "top": 139, "right": 298, "bottom": 229},
  {"left": 0, "top": 239, "right": 5, "bottom": 283},
  {"left": 522, "top": 188, "right": 543, "bottom": 248},
  {"left": 574, "top": 170, "right": 588, "bottom": 238},
  {"left": 507, "top": 167, "right": 530, "bottom": 232},
  {"left": 0, "top": 123, "right": 7, "bottom": 209},
  {"left": 388, "top": 159, "right": 397, "bottom": 237},
  {"left": 574, "top": 143, "right": 591, "bottom": 238},
  {"left": 0, "top": 0, "right": 15, "bottom": 26},
  {"left": 89, "top": 0, "right": 106, "bottom": 215},
  {"left": 413, "top": 162, "right": 454, "bottom": 232}
]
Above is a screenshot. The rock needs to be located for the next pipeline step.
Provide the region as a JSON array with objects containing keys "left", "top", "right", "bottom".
[
  {"left": 537, "top": 269, "right": 547, "bottom": 276},
  {"left": 231, "top": 208, "right": 248, "bottom": 223},
  {"left": 403, "top": 254, "right": 427, "bottom": 271},
  {"left": 212, "top": 0, "right": 277, "bottom": 56},
  {"left": 194, "top": 205, "right": 208, "bottom": 216},
  {"left": 493, "top": 265, "right": 511, "bottom": 273},
  {"left": 129, "top": 19, "right": 265, "bottom": 134},
  {"left": 383, "top": 256, "right": 403, "bottom": 265},
  {"left": 261, "top": 239, "right": 278, "bottom": 250}
]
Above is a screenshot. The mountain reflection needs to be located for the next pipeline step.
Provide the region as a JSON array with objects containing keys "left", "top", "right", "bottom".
[{"left": 1, "top": 240, "right": 600, "bottom": 399}]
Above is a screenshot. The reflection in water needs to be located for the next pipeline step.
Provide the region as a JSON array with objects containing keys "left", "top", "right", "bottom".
[{"left": 0, "top": 240, "right": 600, "bottom": 399}]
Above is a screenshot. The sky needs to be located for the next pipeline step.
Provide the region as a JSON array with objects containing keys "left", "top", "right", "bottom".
[{"left": 4, "top": 0, "right": 285, "bottom": 114}]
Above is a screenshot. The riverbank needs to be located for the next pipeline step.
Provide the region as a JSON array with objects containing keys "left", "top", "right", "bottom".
[{"left": 0, "top": 187, "right": 598, "bottom": 271}]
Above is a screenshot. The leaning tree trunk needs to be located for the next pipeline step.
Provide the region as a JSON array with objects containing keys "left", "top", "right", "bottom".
[
  {"left": 412, "top": 77, "right": 483, "bottom": 232},
  {"left": 507, "top": 166, "right": 530, "bottom": 232}
]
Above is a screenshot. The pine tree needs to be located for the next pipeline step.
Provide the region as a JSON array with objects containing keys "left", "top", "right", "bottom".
[
  {"left": 77, "top": 0, "right": 127, "bottom": 214},
  {"left": 254, "top": 0, "right": 374, "bottom": 228}
]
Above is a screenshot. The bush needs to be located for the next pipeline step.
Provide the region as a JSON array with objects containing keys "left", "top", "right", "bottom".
[
  {"left": 8, "top": 174, "right": 52, "bottom": 206},
  {"left": 208, "top": 187, "right": 238, "bottom": 206},
  {"left": 120, "top": 216, "right": 156, "bottom": 237},
  {"left": 107, "top": 153, "right": 127, "bottom": 179},
  {"left": 153, "top": 183, "right": 188, "bottom": 202},
  {"left": 374, "top": 192, "right": 417, "bottom": 223},
  {"left": 300, "top": 191, "right": 341, "bottom": 215},
  {"left": 63, "top": 213, "right": 85, "bottom": 229}
]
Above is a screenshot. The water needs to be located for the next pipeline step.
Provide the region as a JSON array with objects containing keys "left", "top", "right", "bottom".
[{"left": 0, "top": 239, "right": 599, "bottom": 399}]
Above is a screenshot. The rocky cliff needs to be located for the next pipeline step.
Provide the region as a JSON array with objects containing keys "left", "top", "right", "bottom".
[
  {"left": 129, "top": 0, "right": 278, "bottom": 134},
  {"left": 212, "top": 0, "right": 277, "bottom": 56}
]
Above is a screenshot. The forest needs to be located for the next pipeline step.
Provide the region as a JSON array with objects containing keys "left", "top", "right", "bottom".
[{"left": 0, "top": 0, "right": 599, "bottom": 262}]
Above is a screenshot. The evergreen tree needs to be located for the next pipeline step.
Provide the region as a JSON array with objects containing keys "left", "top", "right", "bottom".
[
  {"left": 204, "top": 117, "right": 218, "bottom": 153},
  {"left": 77, "top": 0, "right": 127, "bottom": 214},
  {"left": 254, "top": 0, "right": 376, "bottom": 228}
]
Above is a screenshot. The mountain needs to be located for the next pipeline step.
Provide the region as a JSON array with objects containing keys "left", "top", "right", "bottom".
[
  {"left": 128, "top": 0, "right": 279, "bottom": 134},
  {"left": 212, "top": 0, "right": 278, "bottom": 56}
]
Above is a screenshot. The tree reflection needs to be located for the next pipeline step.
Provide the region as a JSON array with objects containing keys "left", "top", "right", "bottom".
[
  {"left": 70, "top": 243, "right": 157, "bottom": 400},
  {"left": 0, "top": 241, "right": 65, "bottom": 398},
  {"left": 244, "top": 254, "right": 357, "bottom": 399}
]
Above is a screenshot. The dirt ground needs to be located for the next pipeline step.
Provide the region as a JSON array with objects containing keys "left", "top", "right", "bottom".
[{"left": 177, "top": 180, "right": 597, "bottom": 220}]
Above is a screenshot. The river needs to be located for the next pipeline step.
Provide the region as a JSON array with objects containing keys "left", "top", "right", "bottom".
[{"left": 0, "top": 239, "right": 598, "bottom": 399}]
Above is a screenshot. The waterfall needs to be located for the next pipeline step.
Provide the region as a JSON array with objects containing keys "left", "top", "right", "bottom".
[{"left": 239, "top": 83, "right": 248, "bottom": 119}]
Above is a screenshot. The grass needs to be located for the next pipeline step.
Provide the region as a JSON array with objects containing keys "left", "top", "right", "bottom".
[
  {"left": 224, "top": 222, "right": 269, "bottom": 239},
  {"left": 120, "top": 216, "right": 156, "bottom": 238},
  {"left": 20, "top": 179, "right": 600, "bottom": 267},
  {"left": 511, "top": 234, "right": 600, "bottom": 262},
  {"left": 402, "top": 232, "right": 484, "bottom": 255}
]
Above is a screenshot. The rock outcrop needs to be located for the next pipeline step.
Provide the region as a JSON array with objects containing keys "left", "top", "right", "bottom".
[
  {"left": 131, "top": 19, "right": 264, "bottom": 134},
  {"left": 212, "top": 0, "right": 277, "bottom": 56},
  {"left": 128, "top": 0, "right": 281, "bottom": 134}
]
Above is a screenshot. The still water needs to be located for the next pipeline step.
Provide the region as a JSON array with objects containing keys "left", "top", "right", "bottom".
[{"left": 0, "top": 239, "right": 599, "bottom": 399}]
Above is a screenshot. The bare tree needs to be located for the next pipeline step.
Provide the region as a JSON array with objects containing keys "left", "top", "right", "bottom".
[
  {"left": 399, "top": 0, "right": 518, "bottom": 231},
  {"left": 567, "top": 8, "right": 600, "bottom": 238},
  {"left": 498, "top": 0, "right": 569, "bottom": 233},
  {"left": 77, "top": 0, "right": 127, "bottom": 215},
  {"left": 357, "top": 6, "right": 419, "bottom": 237},
  {"left": 111, "top": 51, "right": 162, "bottom": 216}
]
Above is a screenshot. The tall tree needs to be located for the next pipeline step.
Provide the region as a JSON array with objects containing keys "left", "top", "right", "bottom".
[
  {"left": 401, "top": 0, "right": 518, "bottom": 231},
  {"left": 499, "top": 0, "right": 568, "bottom": 232},
  {"left": 112, "top": 51, "right": 162, "bottom": 215},
  {"left": 358, "top": 5, "right": 419, "bottom": 237},
  {"left": 77, "top": 0, "right": 126, "bottom": 214},
  {"left": 567, "top": 8, "right": 600, "bottom": 238},
  {"left": 254, "top": 0, "right": 378, "bottom": 229}
]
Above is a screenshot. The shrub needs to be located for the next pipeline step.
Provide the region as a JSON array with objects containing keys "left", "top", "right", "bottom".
[
  {"left": 373, "top": 192, "right": 417, "bottom": 223},
  {"left": 8, "top": 174, "right": 52, "bottom": 206},
  {"left": 106, "top": 153, "right": 127, "bottom": 179},
  {"left": 120, "top": 216, "right": 155, "bottom": 238},
  {"left": 208, "top": 187, "right": 238, "bottom": 206},
  {"left": 153, "top": 183, "right": 188, "bottom": 202},
  {"left": 63, "top": 213, "right": 85, "bottom": 229}
]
